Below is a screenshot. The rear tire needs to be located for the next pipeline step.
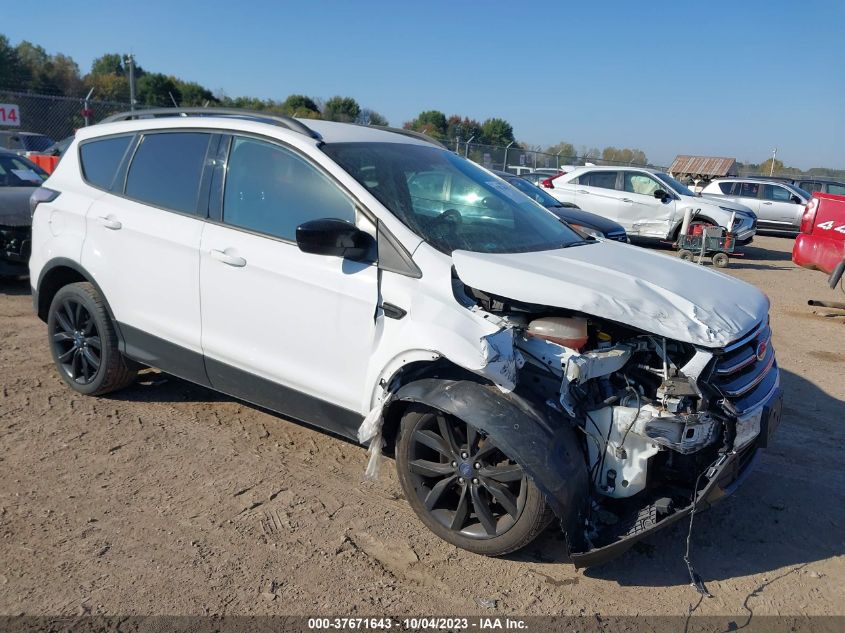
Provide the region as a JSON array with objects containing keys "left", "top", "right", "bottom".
[
  {"left": 678, "top": 249, "right": 694, "bottom": 262},
  {"left": 47, "top": 282, "right": 137, "bottom": 396},
  {"left": 712, "top": 252, "right": 730, "bottom": 268},
  {"left": 395, "top": 404, "right": 553, "bottom": 556}
]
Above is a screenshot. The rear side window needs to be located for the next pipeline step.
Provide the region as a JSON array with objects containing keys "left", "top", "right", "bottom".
[
  {"left": 125, "top": 132, "right": 211, "bottom": 214},
  {"left": 718, "top": 182, "right": 735, "bottom": 194},
  {"left": 799, "top": 181, "right": 822, "bottom": 194},
  {"left": 829, "top": 184, "right": 845, "bottom": 195},
  {"left": 584, "top": 171, "right": 618, "bottom": 190},
  {"left": 739, "top": 182, "right": 760, "bottom": 198},
  {"left": 79, "top": 136, "right": 133, "bottom": 190}
]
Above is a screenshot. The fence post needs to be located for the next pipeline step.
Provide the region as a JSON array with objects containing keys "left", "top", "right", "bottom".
[
  {"left": 465, "top": 135, "right": 475, "bottom": 158},
  {"left": 503, "top": 141, "right": 514, "bottom": 171}
]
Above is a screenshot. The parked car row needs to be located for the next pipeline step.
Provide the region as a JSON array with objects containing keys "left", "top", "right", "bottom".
[
  {"left": 24, "top": 109, "right": 782, "bottom": 567},
  {"left": 0, "top": 149, "right": 48, "bottom": 277},
  {"left": 543, "top": 165, "right": 757, "bottom": 243}
]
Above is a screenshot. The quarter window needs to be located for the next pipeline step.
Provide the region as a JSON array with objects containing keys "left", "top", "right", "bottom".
[
  {"left": 125, "top": 133, "right": 211, "bottom": 214},
  {"left": 223, "top": 137, "right": 355, "bottom": 240},
  {"left": 718, "top": 182, "right": 735, "bottom": 194},
  {"left": 79, "top": 136, "right": 133, "bottom": 190}
]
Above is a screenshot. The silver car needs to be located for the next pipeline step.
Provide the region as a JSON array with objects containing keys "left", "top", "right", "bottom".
[{"left": 701, "top": 178, "right": 810, "bottom": 233}]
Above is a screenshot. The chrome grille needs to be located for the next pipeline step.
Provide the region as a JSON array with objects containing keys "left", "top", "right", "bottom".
[{"left": 710, "top": 322, "right": 778, "bottom": 416}]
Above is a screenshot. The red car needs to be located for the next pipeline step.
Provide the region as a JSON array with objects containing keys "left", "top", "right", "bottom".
[{"left": 792, "top": 193, "right": 845, "bottom": 285}]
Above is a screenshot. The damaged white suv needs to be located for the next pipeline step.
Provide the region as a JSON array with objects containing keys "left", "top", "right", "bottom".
[{"left": 29, "top": 109, "right": 782, "bottom": 566}]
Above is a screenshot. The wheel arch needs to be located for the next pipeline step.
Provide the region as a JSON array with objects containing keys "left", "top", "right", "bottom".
[
  {"left": 35, "top": 259, "right": 124, "bottom": 346},
  {"left": 383, "top": 377, "right": 589, "bottom": 546}
]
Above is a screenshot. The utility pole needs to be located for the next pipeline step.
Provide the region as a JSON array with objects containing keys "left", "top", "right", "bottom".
[
  {"left": 125, "top": 54, "right": 137, "bottom": 111},
  {"left": 769, "top": 148, "right": 778, "bottom": 176}
]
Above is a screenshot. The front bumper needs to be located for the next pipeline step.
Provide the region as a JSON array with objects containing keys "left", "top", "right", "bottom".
[
  {"left": 0, "top": 225, "right": 31, "bottom": 277},
  {"left": 570, "top": 388, "right": 783, "bottom": 568}
]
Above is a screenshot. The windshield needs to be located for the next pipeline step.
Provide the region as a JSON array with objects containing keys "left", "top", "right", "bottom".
[
  {"left": 322, "top": 142, "right": 585, "bottom": 254},
  {"left": 789, "top": 184, "right": 812, "bottom": 199},
  {"left": 655, "top": 172, "right": 695, "bottom": 197},
  {"left": 0, "top": 154, "right": 48, "bottom": 187},
  {"left": 503, "top": 175, "right": 561, "bottom": 208}
]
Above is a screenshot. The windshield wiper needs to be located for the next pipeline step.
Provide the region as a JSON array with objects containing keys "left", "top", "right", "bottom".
[{"left": 561, "top": 238, "right": 598, "bottom": 248}]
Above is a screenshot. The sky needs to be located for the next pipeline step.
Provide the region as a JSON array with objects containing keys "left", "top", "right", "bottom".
[{"left": 4, "top": 0, "right": 844, "bottom": 169}]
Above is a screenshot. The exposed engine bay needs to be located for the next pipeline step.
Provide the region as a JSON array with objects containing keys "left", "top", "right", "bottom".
[{"left": 462, "top": 283, "right": 758, "bottom": 554}]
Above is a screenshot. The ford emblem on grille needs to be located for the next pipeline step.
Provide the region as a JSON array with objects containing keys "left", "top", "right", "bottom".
[{"left": 756, "top": 339, "right": 768, "bottom": 362}]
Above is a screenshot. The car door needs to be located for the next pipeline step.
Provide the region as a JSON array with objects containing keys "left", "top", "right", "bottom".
[
  {"left": 730, "top": 181, "right": 763, "bottom": 218},
  {"left": 618, "top": 171, "right": 677, "bottom": 238},
  {"left": 81, "top": 131, "right": 214, "bottom": 385},
  {"left": 761, "top": 183, "right": 804, "bottom": 229},
  {"left": 574, "top": 170, "right": 623, "bottom": 223},
  {"left": 199, "top": 135, "right": 379, "bottom": 437}
]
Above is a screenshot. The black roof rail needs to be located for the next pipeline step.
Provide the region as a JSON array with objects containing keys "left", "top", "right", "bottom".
[
  {"left": 371, "top": 125, "right": 448, "bottom": 149},
  {"left": 100, "top": 107, "right": 322, "bottom": 141}
]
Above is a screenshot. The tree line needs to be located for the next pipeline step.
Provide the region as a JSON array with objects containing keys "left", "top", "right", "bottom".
[{"left": 2, "top": 32, "right": 652, "bottom": 162}]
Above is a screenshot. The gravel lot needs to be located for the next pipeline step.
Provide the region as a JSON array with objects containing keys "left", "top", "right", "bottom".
[{"left": 1, "top": 235, "right": 843, "bottom": 619}]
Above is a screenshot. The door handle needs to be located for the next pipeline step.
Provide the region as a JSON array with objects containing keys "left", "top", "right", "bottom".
[
  {"left": 621, "top": 198, "right": 633, "bottom": 203},
  {"left": 763, "top": 201, "right": 773, "bottom": 205},
  {"left": 210, "top": 249, "right": 246, "bottom": 267},
  {"left": 98, "top": 215, "right": 122, "bottom": 230},
  {"left": 577, "top": 189, "right": 590, "bottom": 194}
]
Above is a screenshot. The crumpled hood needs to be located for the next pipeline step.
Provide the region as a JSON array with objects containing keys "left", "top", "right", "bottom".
[
  {"left": 452, "top": 241, "right": 768, "bottom": 349},
  {"left": 0, "top": 188, "right": 35, "bottom": 227}
]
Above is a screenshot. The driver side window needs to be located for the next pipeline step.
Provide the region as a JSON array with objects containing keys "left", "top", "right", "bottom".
[
  {"left": 623, "top": 172, "right": 662, "bottom": 196},
  {"left": 223, "top": 137, "right": 356, "bottom": 240}
]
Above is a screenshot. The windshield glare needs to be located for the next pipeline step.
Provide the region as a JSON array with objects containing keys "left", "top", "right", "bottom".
[
  {"left": 655, "top": 172, "right": 695, "bottom": 197},
  {"left": 323, "top": 142, "right": 585, "bottom": 254}
]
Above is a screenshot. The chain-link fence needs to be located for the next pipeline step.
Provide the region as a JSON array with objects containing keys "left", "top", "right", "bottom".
[
  {"left": 448, "top": 139, "right": 667, "bottom": 174},
  {"left": 0, "top": 90, "right": 132, "bottom": 147}
]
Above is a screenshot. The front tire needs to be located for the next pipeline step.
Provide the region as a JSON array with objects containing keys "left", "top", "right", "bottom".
[
  {"left": 47, "top": 282, "right": 137, "bottom": 396},
  {"left": 395, "top": 405, "right": 553, "bottom": 556}
]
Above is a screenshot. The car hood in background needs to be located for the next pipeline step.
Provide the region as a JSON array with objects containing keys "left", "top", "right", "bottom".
[
  {"left": 550, "top": 206, "right": 625, "bottom": 234},
  {"left": 0, "top": 188, "right": 35, "bottom": 226},
  {"left": 452, "top": 240, "right": 768, "bottom": 348},
  {"left": 692, "top": 195, "right": 755, "bottom": 215}
]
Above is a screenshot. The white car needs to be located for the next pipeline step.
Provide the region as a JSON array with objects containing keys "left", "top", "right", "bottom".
[
  {"left": 547, "top": 166, "right": 757, "bottom": 243},
  {"left": 28, "top": 108, "right": 781, "bottom": 566},
  {"left": 699, "top": 178, "right": 810, "bottom": 233}
]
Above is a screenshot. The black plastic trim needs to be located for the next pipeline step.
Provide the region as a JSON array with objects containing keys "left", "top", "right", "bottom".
[
  {"left": 381, "top": 303, "right": 407, "bottom": 320},
  {"left": 118, "top": 322, "right": 211, "bottom": 388},
  {"left": 377, "top": 220, "right": 422, "bottom": 278},
  {"left": 204, "top": 357, "right": 363, "bottom": 440}
]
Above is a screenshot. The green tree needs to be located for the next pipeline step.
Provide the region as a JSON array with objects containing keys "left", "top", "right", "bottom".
[
  {"left": 282, "top": 94, "right": 320, "bottom": 117},
  {"left": 358, "top": 108, "right": 389, "bottom": 126},
  {"left": 405, "top": 110, "right": 447, "bottom": 138},
  {"left": 136, "top": 73, "right": 181, "bottom": 107},
  {"left": 0, "top": 35, "right": 28, "bottom": 88},
  {"left": 759, "top": 158, "right": 785, "bottom": 175},
  {"left": 480, "top": 117, "right": 515, "bottom": 146},
  {"left": 545, "top": 141, "right": 576, "bottom": 161},
  {"left": 176, "top": 80, "right": 217, "bottom": 106},
  {"left": 323, "top": 95, "right": 360, "bottom": 122},
  {"left": 90, "top": 53, "right": 126, "bottom": 76},
  {"left": 601, "top": 146, "right": 647, "bottom": 165},
  {"left": 445, "top": 115, "right": 482, "bottom": 143}
]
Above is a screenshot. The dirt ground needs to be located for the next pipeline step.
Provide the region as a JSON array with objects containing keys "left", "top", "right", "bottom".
[{"left": 1, "top": 235, "right": 843, "bottom": 619}]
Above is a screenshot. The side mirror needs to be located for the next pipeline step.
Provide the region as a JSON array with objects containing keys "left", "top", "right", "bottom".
[
  {"left": 791, "top": 195, "right": 802, "bottom": 204},
  {"left": 653, "top": 189, "right": 670, "bottom": 201},
  {"left": 296, "top": 218, "right": 375, "bottom": 262}
]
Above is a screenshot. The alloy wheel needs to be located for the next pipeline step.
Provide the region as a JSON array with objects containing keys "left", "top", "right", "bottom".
[
  {"left": 407, "top": 412, "right": 527, "bottom": 539},
  {"left": 50, "top": 298, "right": 101, "bottom": 385}
]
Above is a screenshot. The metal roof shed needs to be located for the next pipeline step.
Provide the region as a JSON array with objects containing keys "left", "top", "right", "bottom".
[{"left": 670, "top": 155, "right": 737, "bottom": 180}]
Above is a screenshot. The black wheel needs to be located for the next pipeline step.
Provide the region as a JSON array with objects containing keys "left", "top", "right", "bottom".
[
  {"left": 47, "top": 282, "right": 137, "bottom": 396},
  {"left": 712, "top": 252, "right": 730, "bottom": 268},
  {"left": 395, "top": 405, "right": 553, "bottom": 556},
  {"left": 678, "top": 249, "right": 694, "bottom": 261}
]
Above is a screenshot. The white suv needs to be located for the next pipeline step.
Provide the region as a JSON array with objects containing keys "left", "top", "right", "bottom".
[
  {"left": 29, "top": 109, "right": 782, "bottom": 566},
  {"left": 547, "top": 166, "right": 757, "bottom": 243},
  {"left": 699, "top": 178, "right": 810, "bottom": 233}
]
